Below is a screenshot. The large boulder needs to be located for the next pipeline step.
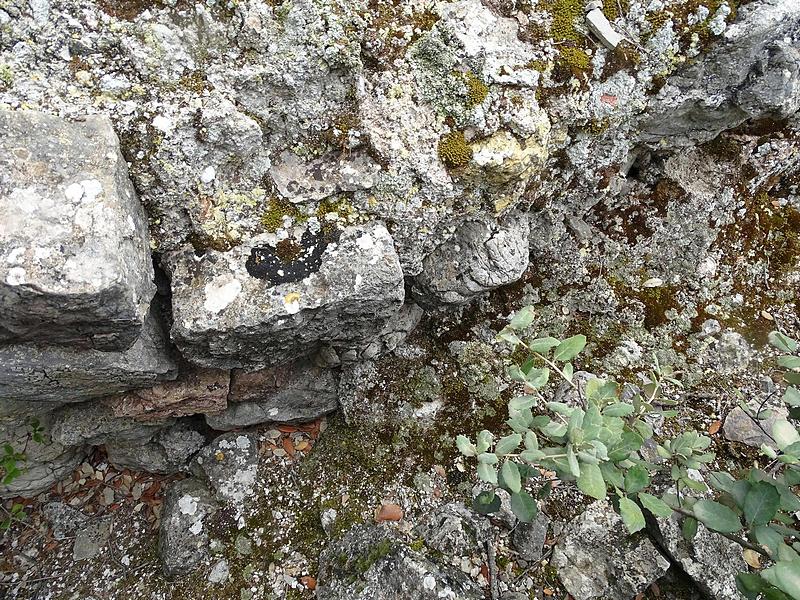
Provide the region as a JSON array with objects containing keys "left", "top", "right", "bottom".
[
  {"left": 0, "top": 110, "right": 156, "bottom": 351},
  {"left": 166, "top": 222, "right": 405, "bottom": 370},
  {"left": 0, "top": 310, "right": 177, "bottom": 418},
  {"left": 317, "top": 524, "right": 484, "bottom": 600},
  {"left": 552, "top": 501, "right": 670, "bottom": 600},
  {"left": 205, "top": 361, "right": 338, "bottom": 430}
]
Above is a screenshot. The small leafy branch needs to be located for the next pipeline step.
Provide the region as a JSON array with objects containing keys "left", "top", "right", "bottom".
[
  {"left": 456, "top": 307, "right": 800, "bottom": 600},
  {"left": 0, "top": 418, "right": 46, "bottom": 531}
]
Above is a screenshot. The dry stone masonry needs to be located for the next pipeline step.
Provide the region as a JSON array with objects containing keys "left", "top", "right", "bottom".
[{"left": 0, "top": 0, "right": 799, "bottom": 597}]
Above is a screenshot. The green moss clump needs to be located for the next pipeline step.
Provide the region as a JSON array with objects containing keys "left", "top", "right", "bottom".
[
  {"left": 409, "top": 539, "right": 425, "bottom": 552},
  {"left": 355, "top": 539, "right": 395, "bottom": 574},
  {"left": 261, "top": 196, "right": 302, "bottom": 232},
  {"left": 464, "top": 71, "right": 489, "bottom": 107},
  {"left": 438, "top": 131, "right": 472, "bottom": 169},
  {"left": 556, "top": 46, "right": 591, "bottom": 77},
  {"left": 602, "top": 0, "right": 629, "bottom": 20},
  {"left": 0, "top": 63, "right": 12, "bottom": 91},
  {"left": 645, "top": 10, "right": 670, "bottom": 33},
  {"left": 542, "top": 0, "right": 584, "bottom": 42}
]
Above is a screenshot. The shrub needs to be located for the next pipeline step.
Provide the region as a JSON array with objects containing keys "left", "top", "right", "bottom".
[{"left": 457, "top": 306, "right": 800, "bottom": 599}]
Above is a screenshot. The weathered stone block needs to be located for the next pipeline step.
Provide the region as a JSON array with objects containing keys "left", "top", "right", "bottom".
[
  {"left": 0, "top": 311, "right": 177, "bottom": 417},
  {"left": 166, "top": 222, "right": 405, "bottom": 369},
  {"left": 0, "top": 110, "right": 156, "bottom": 350},
  {"left": 205, "top": 361, "right": 338, "bottom": 430},
  {"left": 412, "top": 211, "right": 530, "bottom": 307}
]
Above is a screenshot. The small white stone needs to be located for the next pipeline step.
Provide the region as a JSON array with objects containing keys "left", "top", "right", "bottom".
[
  {"left": 178, "top": 494, "right": 198, "bottom": 516},
  {"left": 6, "top": 267, "right": 26, "bottom": 286},
  {"left": 423, "top": 574, "right": 436, "bottom": 591},
  {"left": 189, "top": 519, "right": 203, "bottom": 535},
  {"left": 643, "top": 277, "right": 663, "bottom": 288},
  {"left": 152, "top": 115, "right": 173, "bottom": 133},
  {"left": 200, "top": 166, "right": 217, "bottom": 183}
]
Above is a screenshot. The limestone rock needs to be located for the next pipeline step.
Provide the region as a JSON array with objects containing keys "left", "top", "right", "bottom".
[
  {"left": 41, "top": 502, "right": 89, "bottom": 540},
  {"left": 192, "top": 432, "right": 260, "bottom": 505},
  {"left": 0, "top": 418, "right": 86, "bottom": 499},
  {"left": 649, "top": 513, "right": 747, "bottom": 600},
  {"left": 412, "top": 211, "right": 530, "bottom": 307},
  {"left": 642, "top": 0, "right": 800, "bottom": 145},
  {"left": 167, "top": 222, "right": 405, "bottom": 369},
  {"left": 105, "top": 420, "right": 206, "bottom": 474},
  {"left": 73, "top": 518, "right": 112, "bottom": 561},
  {"left": 413, "top": 502, "right": 491, "bottom": 557},
  {"left": 104, "top": 365, "right": 230, "bottom": 422},
  {"left": 158, "top": 478, "right": 219, "bottom": 578},
  {"left": 512, "top": 511, "right": 551, "bottom": 562},
  {"left": 49, "top": 402, "right": 167, "bottom": 447},
  {"left": 552, "top": 501, "right": 670, "bottom": 600},
  {"left": 317, "top": 524, "right": 483, "bottom": 600},
  {"left": 205, "top": 361, "right": 338, "bottom": 430},
  {"left": 723, "top": 406, "right": 784, "bottom": 449},
  {"left": 0, "top": 309, "right": 177, "bottom": 417},
  {"left": 0, "top": 109, "right": 155, "bottom": 351}
]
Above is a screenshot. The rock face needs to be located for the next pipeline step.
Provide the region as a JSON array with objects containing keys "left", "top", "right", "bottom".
[
  {"left": 167, "top": 222, "right": 405, "bottom": 370},
  {"left": 412, "top": 211, "right": 530, "bottom": 307},
  {"left": 0, "top": 110, "right": 155, "bottom": 351},
  {"left": 206, "top": 361, "right": 338, "bottom": 430},
  {"left": 158, "top": 478, "right": 219, "bottom": 578},
  {"left": 0, "top": 310, "right": 177, "bottom": 417},
  {"left": 650, "top": 513, "right": 747, "bottom": 600},
  {"left": 317, "top": 524, "right": 484, "bottom": 600},
  {"left": 643, "top": 0, "right": 800, "bottom": 145},
  {"left": 413, "top": 502, "right": 491, "bottom": 557},
  {"left": 552, "top": 501, "right": 670, "bottom": 600}
]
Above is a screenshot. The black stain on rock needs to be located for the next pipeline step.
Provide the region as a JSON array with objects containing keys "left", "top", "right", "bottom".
[{"left": 246, "top": 229, "right": 339, "bottom": 284}]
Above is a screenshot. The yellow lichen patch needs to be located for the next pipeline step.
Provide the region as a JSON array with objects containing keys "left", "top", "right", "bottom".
[
  {"left": 463, "top": 71, "right": 489, "bottom": 107},
  {"left": 438, "top": 131, "right": 473, "bottom": 169},
  {"left": 261, "top": 195, "right": 304, "bottom": 233}
]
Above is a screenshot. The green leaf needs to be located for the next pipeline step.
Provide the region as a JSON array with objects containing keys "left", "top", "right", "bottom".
[
  {"left": 509, "top": 307, "right": 536, "bottom": 330},
  {"left": 509, "top": 395, "right": 538, "bottom": 411},
  {"left": 525, "top": 368, "right": 550, "bottom": 389},
  {"left": 603, "top": 403, "right": 634, "bottom": 417},
  {"left": 773, "top": 420, "right": 800, "bottom": 451},
  {"left": 638, "top": 492, "right": 673, "bottom": 518},
  {"left": 510, "top": 491, "right": 539, "bottom": 523},
  {"left": 619, "top": 496, "right": 646, "bottom": 533},
  {"left": 477, "top": 462, "right": 498, "bottom": 485},
  {"left": 761, "top": 560, "right": 800, "bottom": 599},
  {"left": 501, "top": 461, "right": 522, "bottom": 494},
  {"left": 682, "top": 516, "right": 698, "bottom": 541},
  {"left": 736, "top": 572, "right": 769, "bottom": 599},
  {"left": 473, "top": 491, "right": 502, "bottom": 515},
  {"left": 577, "top": 463, "right": 606, "bottom": 500},
  {"left": 770, "top": 332, "right": 799, "bottom": 353},
  {"left": 476, "top": 430, "right": 493, "bottom": 453},
  {"left": 624, "top": 464, "right": 650, "bottom": 494},
  {"left": 693, "top": 499, "right": 743, "bottom": 534},
  {"left": 456, "top": 435, "right": 476, "bottom": 457},
  {"left": 528, "top": 337, "right": 560, "bottom": 353},
  {"left": 496, "top": 433, "right": 522, "bottom": 457},
  {"left": 524, "top": 431, "right": 539, "bottom": 451},
  {"left": 498, "top": 329, "right": 523, "bottom": 345},
  {"left": 787, "top": 372, "right": 800, "bottom": 385},
  {"left": 778, "top": 356, "right": 800, "bottom": 370},
  {"left": 520, "top": 449, "right": 545, "bottom": 462},
  {"left": 566, "top": 444, "right": 581, "bottom": 478},
  {"left": 708, "top": 471, "right": 736, "bottom": 493},
  {"left": 784, "top": 387, "right": 800, "bottom": 408},
  {"left": 744, "top": 481, "right": 781, "bottom": 526},
  {"left": 562, "top": 362, "right": 574, "bottom": 382},
  {"left": 553, "top": 335, "right": 587, "bottom": 362},
  {"left": 478, "top": 453, "right": 499, "bottom": 465},
  {"left": 755, "top": 525, "right": 787, "bottom": 556}
]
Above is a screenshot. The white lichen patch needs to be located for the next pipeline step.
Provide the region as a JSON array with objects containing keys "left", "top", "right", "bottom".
[{"left": 203, "top": 278, "right": 242, "bottom": 314}]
